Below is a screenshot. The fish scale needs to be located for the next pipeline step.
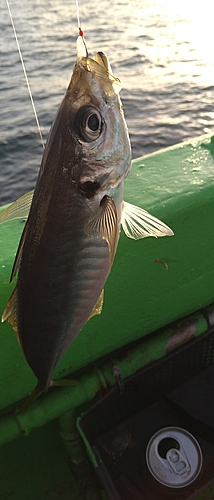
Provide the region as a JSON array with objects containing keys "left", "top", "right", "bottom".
[{"left": 18, "top": 202, "right": 111, "bottom": 390}]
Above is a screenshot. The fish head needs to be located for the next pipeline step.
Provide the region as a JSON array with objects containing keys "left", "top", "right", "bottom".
[{"left": 43, "top": 36, "right": 131, "bottom": 200}]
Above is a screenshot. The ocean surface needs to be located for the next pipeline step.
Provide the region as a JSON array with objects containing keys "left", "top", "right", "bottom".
[{"left": 1, "top": 0, "right": 214, "bottom": 205}]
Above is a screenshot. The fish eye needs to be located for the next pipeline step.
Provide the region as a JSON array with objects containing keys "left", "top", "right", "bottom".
[{"left": 75, "top": 106, "right": 103, "bottom": 143}]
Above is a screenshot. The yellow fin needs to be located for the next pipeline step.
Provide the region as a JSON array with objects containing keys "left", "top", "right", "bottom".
[
  {"left": 2, "top": 286, "right": 18, "bottom": 336},
  {"left": 121, "top": 201, "right": 174, "bottom": 239},
  {"left": 86, "top": 195, "right": 118, "bottom": 265},
  {"left": 17, "top": 378, "right": 80, "bottom": 414},
  {"left": 49, "top": 378, "right": 79, "bottom": 387},
  {"left": 0, "top": 190, "right": 33, "bottom": 225},
  {"left": 16, "top": 383, "right": 42, "bottom": 415},
  {"left": 88, "top": 289, "right": 104, "bottom": 321}
]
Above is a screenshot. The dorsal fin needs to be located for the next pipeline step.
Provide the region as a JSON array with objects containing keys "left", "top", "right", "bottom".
[{"left": 0, "top": 190, "right": 33, "bottom": 225}]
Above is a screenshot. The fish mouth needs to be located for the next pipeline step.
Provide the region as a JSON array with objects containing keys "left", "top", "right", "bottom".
[
  {"left": 75, "top": 35, "right": 122, "bottom": 96},
  {"left": 88, "top": 52, "right": 122, "bottom": 95}
]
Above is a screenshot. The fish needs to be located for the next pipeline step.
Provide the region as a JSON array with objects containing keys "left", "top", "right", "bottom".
[{"left": 0, "top": 34, "right": 173, "bottom": 402}]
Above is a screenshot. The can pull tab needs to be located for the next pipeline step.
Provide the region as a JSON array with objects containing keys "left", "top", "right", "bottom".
[{"left": 166, "top": 448, "right": 190, "bottom": 476}]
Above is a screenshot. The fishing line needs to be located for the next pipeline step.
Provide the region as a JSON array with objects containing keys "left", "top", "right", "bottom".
[
  {"left": 76, "top": 0, "right": 81, "bottom": 32},
  {"left": 75, "top": 0, "right": 88, "bottom": 56},
  {"left": 75, "top": 0, "right": 84, "bottom": 36},
  {"left": 5, "top": 0, "right": 45, "bottom": 149}
]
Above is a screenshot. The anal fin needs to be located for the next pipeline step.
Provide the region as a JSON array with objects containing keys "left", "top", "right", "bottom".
[
  {"left": 2, "top": 286, "right": 19, "bottom": 337},
  {"left": 88, "top": 289, "right": 104, "bottom": 321}
]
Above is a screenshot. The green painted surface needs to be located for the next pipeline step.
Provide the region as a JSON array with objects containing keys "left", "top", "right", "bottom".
[
  {"left": 1, "top": 133, "right": 214, "bottom": 410},
  {"left": 0, "top": 420, "right": 82, "bottom": 500},
  {"left": 0, "top": 307, "right": 210, "bottom": 446},
  {"left": 1, "top": 133, "right": 214, "bottom": 498},
  {"left": 197, "top": 486, "right": 214, "bottom": 500}
]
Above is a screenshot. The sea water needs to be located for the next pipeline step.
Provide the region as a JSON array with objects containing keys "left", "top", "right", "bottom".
[{"left": 1, "top": 0, "right": 214, "bottom": 204}]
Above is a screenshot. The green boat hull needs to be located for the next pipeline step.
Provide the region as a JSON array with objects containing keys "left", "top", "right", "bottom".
[{"left": 1, "top": 132, "right": 214, "bottom": 498}]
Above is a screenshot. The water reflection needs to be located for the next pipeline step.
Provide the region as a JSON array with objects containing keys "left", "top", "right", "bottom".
[{"left": 0, "top": 0, "right": 214, "bottom": 203}]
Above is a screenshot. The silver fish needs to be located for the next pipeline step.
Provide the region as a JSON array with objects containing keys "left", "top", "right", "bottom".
[{"left": 0, "top": 35, "right": 173, "bottom": 399}]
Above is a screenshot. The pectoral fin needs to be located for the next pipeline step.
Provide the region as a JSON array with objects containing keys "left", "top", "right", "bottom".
[
  {"left": 0, "top": 190, "right": 34, "bottom": 225},
  {"left": 121, "top": 201, "right": 174, "bottom": 239},
  {"left": 86, "top": 195, "right": 118, "bottom": 264}
]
